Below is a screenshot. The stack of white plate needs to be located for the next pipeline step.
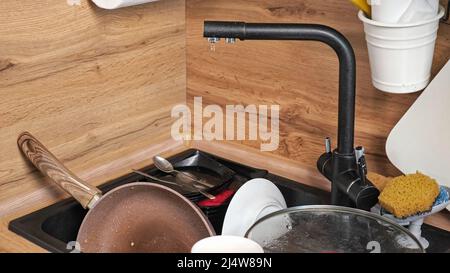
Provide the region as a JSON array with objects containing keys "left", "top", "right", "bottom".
[{"left": 221, "top": 178, "right": 287, "bottom": 237}]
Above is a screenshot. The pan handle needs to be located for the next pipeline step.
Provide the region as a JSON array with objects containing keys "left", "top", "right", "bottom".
[{"left": 17, "top": 132, "right": 102, "bottom": 209}]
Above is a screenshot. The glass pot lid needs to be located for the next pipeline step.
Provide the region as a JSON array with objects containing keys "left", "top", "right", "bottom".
[{"left": 245, "top": 205, "right": 424, "bottom": 253}]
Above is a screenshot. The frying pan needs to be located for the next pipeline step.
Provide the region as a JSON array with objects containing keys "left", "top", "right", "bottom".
[{"left": 17, "top": 132, "right": 215, "bottom": 253}]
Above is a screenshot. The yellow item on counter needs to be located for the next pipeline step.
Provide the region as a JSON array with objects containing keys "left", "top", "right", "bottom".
[
  {"left": 378, "top": 172, "right": 440, "bottom": 218},
  {"left": 349, "top": 0, "right": 371, "bottom": 17},
  {"left": 367, "top": 172, "right": 392, "bottom": 191}
]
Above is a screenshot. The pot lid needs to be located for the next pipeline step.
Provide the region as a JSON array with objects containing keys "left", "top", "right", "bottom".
[{"left": 245, "top": 205, "right": 424, "bottom": 253}]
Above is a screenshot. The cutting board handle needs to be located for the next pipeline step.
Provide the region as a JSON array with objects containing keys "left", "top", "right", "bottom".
[{"left": 17, "top": 132, "right": 102, "bottom": 209}]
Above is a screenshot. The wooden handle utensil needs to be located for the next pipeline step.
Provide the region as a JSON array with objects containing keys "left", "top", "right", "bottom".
[{"left": 17, "top": 132, "right": 102, "bottom": 209}]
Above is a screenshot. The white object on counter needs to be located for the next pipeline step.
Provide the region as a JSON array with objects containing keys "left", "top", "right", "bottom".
[
  {"left": 221, "top": 178, "right": 287, "bottom": 237},
  {"left": 91, "top": 0, "right": 159, "bottom": 9},
  {"left": 386, "top": 60, "right": 450, "bottom": 212},
  {"left": 191, "top": 236, "right": 264, "bottom": 253},
  {"left": 358, "top": 6, "right": 444, "bottom": 93}
]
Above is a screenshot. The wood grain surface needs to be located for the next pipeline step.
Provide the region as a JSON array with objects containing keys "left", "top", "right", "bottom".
[
  {"left": 0, "top": 0, "right": 449, "bottom": 252},
  {"left": 186, "top": 0, "right": 450, "bottom": 179},
  {"left": 0, "top": 0, "right": 185, "bottom": 215}
]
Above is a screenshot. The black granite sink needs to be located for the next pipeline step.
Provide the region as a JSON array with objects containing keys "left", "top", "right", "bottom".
[{"left": 8, "top": 149, "right": 450, "bottom": 253}]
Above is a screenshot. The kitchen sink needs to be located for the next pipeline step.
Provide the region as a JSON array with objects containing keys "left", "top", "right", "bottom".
[{"left": 9, "top": 149, "right": 450, "bottom": 253}]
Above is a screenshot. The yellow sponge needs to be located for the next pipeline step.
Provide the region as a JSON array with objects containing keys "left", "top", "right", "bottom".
[{"left": 378, "top": 172, "right": 439, "bottom": 218}]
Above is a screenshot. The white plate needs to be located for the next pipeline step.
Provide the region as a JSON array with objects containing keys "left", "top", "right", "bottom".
[
  {"left": 386, "top": 60, "right": 450, "bottom": 211},
  {"left": 221, "top": 178, "right": 287, "bottom": 237}
]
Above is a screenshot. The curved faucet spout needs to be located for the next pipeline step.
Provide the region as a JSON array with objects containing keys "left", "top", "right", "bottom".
[
  {"left": 203, "top": 21, "right": 379, "bottom": 210},
  {"left": 204, "top": 21, "right": 356, "bottom": 155}
]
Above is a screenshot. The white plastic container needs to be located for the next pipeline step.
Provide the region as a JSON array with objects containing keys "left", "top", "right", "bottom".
[{"left": 358, "top": 6, "right": 445, "bottom": 93}]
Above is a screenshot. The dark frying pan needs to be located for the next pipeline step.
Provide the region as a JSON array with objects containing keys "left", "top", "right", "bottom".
[{"left": 18, "top": 132, "right": 215, "bottom": 253}]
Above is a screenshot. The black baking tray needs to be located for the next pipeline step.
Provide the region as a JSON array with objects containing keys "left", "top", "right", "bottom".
[
  {"left": 8, "top": 149, "right": 450, "bottom": 253},
  {"left": 134, "top": 150, "right": 236, "bottom": 202}
]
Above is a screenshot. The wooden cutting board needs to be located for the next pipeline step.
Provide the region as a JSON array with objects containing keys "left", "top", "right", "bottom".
[{"left": 386, "top": 60, "right": 450, "bottom": 192}]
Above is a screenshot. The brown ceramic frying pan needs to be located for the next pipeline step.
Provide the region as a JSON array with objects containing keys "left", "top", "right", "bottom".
[{"left": 17, "top": 132, "right": 215, "bottom": 253}]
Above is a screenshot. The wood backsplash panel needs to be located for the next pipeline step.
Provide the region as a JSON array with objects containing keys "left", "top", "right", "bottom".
[
  {"left": 0, "top": 0, "right": 185, "bottom": 211},
  {"left": 187, "top": 0, "right": 450, "bottom": 179}
]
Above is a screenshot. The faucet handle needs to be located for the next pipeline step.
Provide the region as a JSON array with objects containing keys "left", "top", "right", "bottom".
[
  {"left": 355, "top": 146, "right": 367, "bottom": 185},
  {"left": 325, "top": 137, "right": 332, "bottom": 153},
  {"left": 355, "top": 146, "right": 365, "bottom": 161}
]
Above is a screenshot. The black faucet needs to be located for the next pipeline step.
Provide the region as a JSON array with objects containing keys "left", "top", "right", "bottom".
[{"left": 204, "top": 21, "right": 379, "bottom": 210}]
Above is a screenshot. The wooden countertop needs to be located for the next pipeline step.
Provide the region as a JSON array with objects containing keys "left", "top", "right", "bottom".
[{"left": 0, "top": 140, "right": 449, "bottom": 252}]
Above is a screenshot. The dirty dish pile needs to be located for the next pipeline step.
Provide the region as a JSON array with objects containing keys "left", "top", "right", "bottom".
[{"left": 18, "top": 132, "right": 215, "bottom": 253}]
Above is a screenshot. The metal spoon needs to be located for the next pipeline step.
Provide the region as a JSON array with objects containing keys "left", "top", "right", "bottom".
[
  {"left": 132, "top": 170, "right": 178, "bottom": 185},
  {"left": 153, "top": 155, "right": 214, "bottom": 188},
  {"left": 132, "top": 170, "right": 216, "bottom": 200}
]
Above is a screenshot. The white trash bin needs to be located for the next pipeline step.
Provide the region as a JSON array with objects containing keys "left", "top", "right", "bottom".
[{"left": 358, "top": 6, "right": 445, "bottom": 93}]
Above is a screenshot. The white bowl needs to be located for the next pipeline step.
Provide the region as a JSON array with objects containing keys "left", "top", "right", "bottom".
[{"left": 191, "top": 236, "right": 264, "bottom": 253}]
